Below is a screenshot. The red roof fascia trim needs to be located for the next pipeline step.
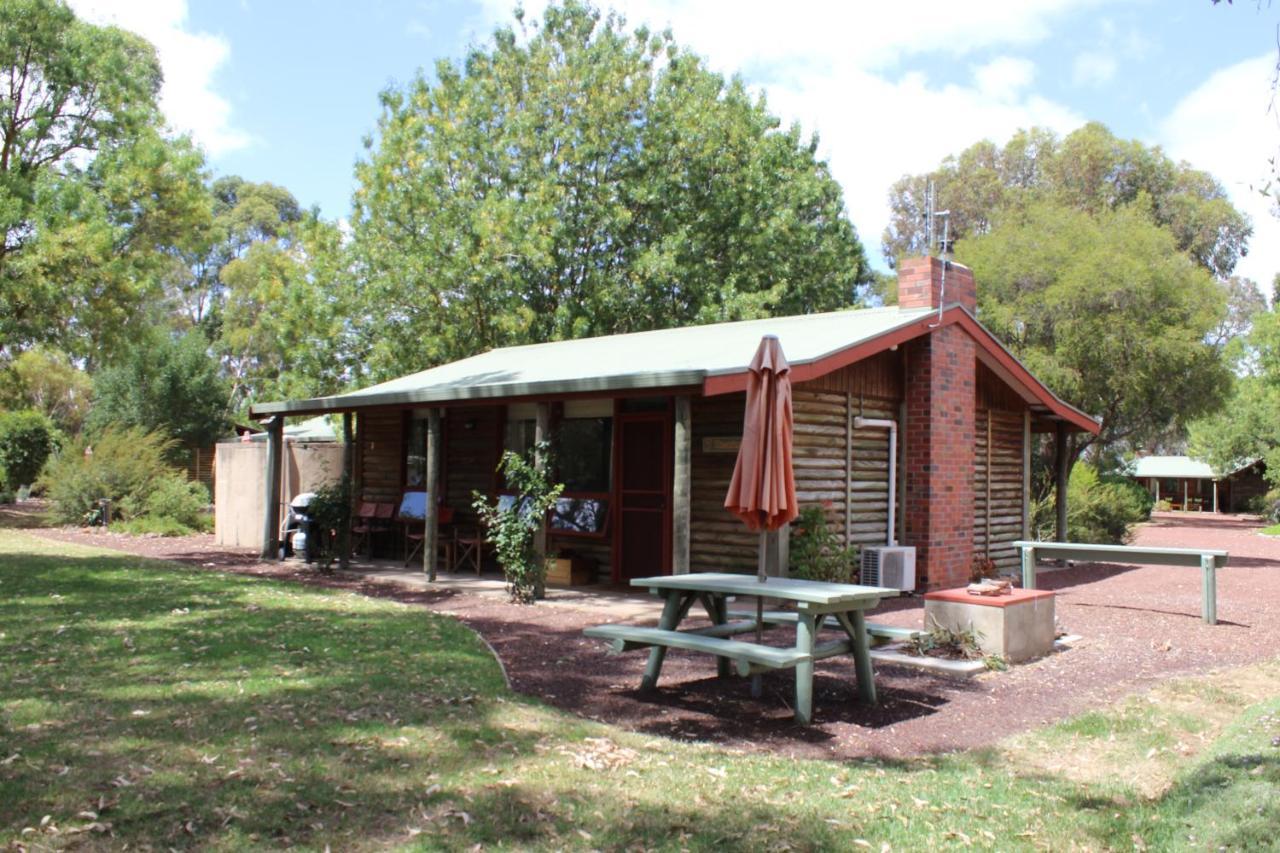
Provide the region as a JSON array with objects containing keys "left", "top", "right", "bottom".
[
  {"left": 702, "top": 313, "right": 942, "bottom": 397},
  {"left": 702, "top": 307, "right": 1100, "bottom": 435}
]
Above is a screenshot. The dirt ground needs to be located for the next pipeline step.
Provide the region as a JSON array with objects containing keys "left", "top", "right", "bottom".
[{"left": 15, "top": 507, "right": 1280, "bottom": 762}]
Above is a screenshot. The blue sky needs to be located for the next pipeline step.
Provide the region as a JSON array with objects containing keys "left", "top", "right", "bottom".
[{"left": 71, "top": 1, "right": 1280, "bottom": 282}]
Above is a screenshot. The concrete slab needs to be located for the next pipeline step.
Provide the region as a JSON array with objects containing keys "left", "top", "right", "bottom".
[{"left": 330, "top": 560, "right": 666, "bottom": 620}]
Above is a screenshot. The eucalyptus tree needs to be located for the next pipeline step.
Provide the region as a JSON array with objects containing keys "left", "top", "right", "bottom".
[
  {"left": 883, "top": 123, "right": 1250, "bottom": 279},
  {"left": 0, "top": 0, "right": 211, "bottom": 363},
  {"left": 351, "top": 1, "right": 871, "bottom": 378}
]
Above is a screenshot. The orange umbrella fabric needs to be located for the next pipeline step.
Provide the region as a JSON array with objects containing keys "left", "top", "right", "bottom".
[{"left": 724, "top": 335, "right": 798, "bottom": 534}]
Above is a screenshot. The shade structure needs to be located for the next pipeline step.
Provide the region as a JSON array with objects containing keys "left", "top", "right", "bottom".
[{"left": 724, "top": 335, "right": 798, "bottom": 541}]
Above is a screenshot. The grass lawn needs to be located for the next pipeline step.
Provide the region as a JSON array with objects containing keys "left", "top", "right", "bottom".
[
  {"left": 1260, "top": 523, "right": 1280, "bottom": 536},
  {"left": 2, "top": 529, "right": 1278, "bottom": 851}
]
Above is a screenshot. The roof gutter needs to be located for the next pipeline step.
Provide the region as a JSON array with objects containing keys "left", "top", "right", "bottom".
[{"left": 249, "top": 369, "right": 708, "bottom": 420}]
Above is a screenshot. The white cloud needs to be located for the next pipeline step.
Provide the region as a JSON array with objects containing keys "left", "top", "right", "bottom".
[
  {"left": 1160, "top": 54, "right": 1280, "bottom": 285},
  {"left": 1072, "top": 51, "right": 1117, "bottom": 87},
  {"left": 974, "top": 56, "right": 1037, "bottom": 102},
  {"left": 69, "top": 0, "right": 250, "bottom": 156}
]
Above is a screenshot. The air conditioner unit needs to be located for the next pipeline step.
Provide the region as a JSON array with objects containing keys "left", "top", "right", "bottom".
[{"left": 861, "top": 545, "right": 916, "bottom": 592}]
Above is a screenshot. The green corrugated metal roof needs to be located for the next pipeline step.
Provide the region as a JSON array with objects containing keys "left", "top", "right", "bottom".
[
  {"left": 1131, "top": 456, "right": 1217, "bottom": 479},
  {"left": 250, "top": 305, "right": 936, "bottom": 416}
]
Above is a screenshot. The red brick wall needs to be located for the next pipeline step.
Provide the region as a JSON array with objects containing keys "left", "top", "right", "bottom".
[
  {"left": 903, "top": 326, "right": 976, "bottom": 590},
  {"left": 898, "top": 256, "right": 976, "bottom": 312}
]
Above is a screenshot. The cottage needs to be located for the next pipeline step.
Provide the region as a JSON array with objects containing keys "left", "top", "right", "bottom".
[
  {"left": 1131, "top": 455, "right": 1267, "bottom": 513},
  {"left": 250, "top": 258, "right": 1098, "bottom": 591}
]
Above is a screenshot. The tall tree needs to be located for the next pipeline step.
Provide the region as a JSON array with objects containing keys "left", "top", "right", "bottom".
[
  {"left": 0, "top": 0, "right": 211, "bottom": 362},
  {"left": 352, "top": 1, "right": 871, "bottom": 379},
  {"left": 958, "top": 200, "right": 1231, "bottom": 468},
  {"left": 217, "top": 213, "right": 355, "bottom": 408},
  {"left": 882, "top": 123, "right": 1251, "bottom": 279},
  {"left": 87, "top": 329, "right": 230, "bottom": 451},
  {"left": 0, "top": 346, "right": 92, "bottom": 434},
  {"left": 166, "top": 175, "right": 303, "bottom": 332}
]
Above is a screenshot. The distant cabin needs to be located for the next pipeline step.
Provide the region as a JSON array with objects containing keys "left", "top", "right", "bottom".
[{"left": 1130, "top": 455, "right": 1267, "bottom": 513}]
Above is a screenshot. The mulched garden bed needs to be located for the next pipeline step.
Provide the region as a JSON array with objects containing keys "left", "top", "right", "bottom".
[{"left": 20, "top": 510, "right": 1280, "bottom": 762}]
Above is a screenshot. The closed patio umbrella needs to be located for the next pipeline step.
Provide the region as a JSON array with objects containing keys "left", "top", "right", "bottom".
[{"left": 725, "top": 335, "right": 798, "bottom": 694}]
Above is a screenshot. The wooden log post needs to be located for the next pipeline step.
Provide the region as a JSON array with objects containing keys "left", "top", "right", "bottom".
[
  {"left": 261, "top": 416, "right": 284, "bottom": 560},
  {"left": 672, "top": 396, "right": 692, "bottom": 574},
  {"left": 1055, "top": 422, "right": 1069, "bottom": 543},
  {"left": 533, "top": 403, "right": 551, "bottom": 573},
  {"left": 1021, "top": 410, "right": 1032, "bottom": 540},
  {"left": 338, "top": 412, "right": 353, "bottom": 570},
  {"left": 424, "top": 408, "right": 441, "bottom": 581}
]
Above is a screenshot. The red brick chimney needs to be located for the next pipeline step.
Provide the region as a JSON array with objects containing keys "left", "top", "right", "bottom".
[
  {"left": 899, "top": 256, "right": 977, "bottom": 590},
  {"left": 897, "top": 256, "right": 976, "bottom": 313}
]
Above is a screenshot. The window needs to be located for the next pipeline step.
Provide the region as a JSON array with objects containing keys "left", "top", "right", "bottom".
[
  {"left": 405, "top": 418, "right": 427, "bottom": 488},
  {"left": 556, "top": 417, "right": 612, "bottom": 493},
  {"left": 503, "top": 418, "right": 536, "bottom": 458}
]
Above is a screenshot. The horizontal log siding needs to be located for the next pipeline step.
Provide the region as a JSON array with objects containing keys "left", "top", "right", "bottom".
[
  {"left": 690, "top": 393, "right": 757, "bottom": 573},
  {"left": 357, "top": 411, "right": 403, "bottom": 504},
  {"left": 792, "top": 388, "right": 898, "bottom": 550},
  {"left": 443, "top": 406, "right": 501, "bottom": 526},
  {"left": 974, "top": 406, "right": 1027, "bottom": 574}
]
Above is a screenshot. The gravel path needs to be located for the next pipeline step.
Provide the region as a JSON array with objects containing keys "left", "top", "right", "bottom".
[{"left": 19, "top": 509, "right": 1280, "bottom": 762}]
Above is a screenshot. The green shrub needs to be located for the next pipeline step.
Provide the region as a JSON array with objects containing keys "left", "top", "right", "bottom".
[
  {"left": 1032, "top": 465, "right": 1152, "bottom": 544},
  {"left": 303, "top": 479, "right": 352, "bottom": 572},
  {"left": 1252, "top": 488, "right": 1280, "bottom": 523},
  {"left": 115, "top": 515, "right": 200, "bottom": 537},
  {"left": 143, "top": 475, "right": 210, "bottom": 529},
  {"left": 789, "top": 504, "right": 857, "bottom": 583},
  {"left": 473, "top": 443, "right": 564, "bottom": 603},
  {"left": 0, "top": 409, "right": 58, "bottom": 490},
  {"left": 39, "top": 427, "right": 177, "bottom": 525}
]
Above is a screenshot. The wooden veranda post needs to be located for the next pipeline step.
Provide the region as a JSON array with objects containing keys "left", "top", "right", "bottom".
[
  {"left": 1021, "top": 410, "right": 1032, "bottom": 540},
  {"left": 1055, "top": 422, "right": 1069, "bottom": 543},
  {"left": 261, "top": 416, "right": 284, "bottom": 560},
  {"left": 338, "top": 413, "right": 353, "bottom": 570},
  {"left": 533, "top": 403, "right": 551, "bottom": 565},
  {"left": 424, "top": 408, "right": 441, "bottom": 581},
  {"left": 672, "top": 396, "right": 692, "bottom": 574}
]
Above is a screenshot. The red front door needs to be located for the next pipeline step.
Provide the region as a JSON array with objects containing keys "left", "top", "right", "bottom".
[{"left": 613, "top": 412, "right": 671, "bottom": 582}]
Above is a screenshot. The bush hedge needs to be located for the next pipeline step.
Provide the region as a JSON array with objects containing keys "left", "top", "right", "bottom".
[{"left": 0, "top": 409, "right": 58, "bottom": 492}]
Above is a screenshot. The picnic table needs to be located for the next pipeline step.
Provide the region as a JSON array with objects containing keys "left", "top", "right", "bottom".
[{"left": 584, "top": 573, "right": 897, "bottom": 724}]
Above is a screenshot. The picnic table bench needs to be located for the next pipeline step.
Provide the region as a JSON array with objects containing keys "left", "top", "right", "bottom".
[
  {"left": 584, "top": 573, "right": 898, "bottom": 724},
  {"left": 1013, "top": 540, "right": 1230, "bottom": 625}
]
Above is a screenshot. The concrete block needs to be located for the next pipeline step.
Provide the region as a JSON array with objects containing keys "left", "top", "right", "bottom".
[{"left": 922, "top": 587, "right": 1055, "bottom": 663}]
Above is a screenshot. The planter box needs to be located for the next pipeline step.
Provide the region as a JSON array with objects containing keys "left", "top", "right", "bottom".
[
  {"left": 922, "top": 587, "right": 1055, "bottom": 663},
  {"left": 546, "top": 555, "right": 594, "bottom": 587}
]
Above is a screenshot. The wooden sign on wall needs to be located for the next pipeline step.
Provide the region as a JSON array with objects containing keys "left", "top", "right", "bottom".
[{"left": 702, "top": 436, "right": 741, "bottom": 454}]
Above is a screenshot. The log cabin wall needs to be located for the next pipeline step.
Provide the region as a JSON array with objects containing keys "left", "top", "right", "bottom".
[
  {"left": 442, "top": 405, "right": 501, "bottom": 526},
  {"left": 974, "top": 363, "right": 1029, "bottom": 574},
  {"left": 356, "top": 410, "right": 403, "bottom": 504},
  {"left": 794, "top": 350, "right": 903, "bottom": 552},
  {"left": 688, "top": 351, "right": 906, "bottom": 575},
  {"left": 690, "top": 392, "right": 757, "bottom": 572}
]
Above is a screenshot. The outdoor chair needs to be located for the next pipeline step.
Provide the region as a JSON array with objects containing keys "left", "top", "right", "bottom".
[
  {"left": 403, "top": 505, "right": 455, "bottom": 568},
  {"left": 349, "top": 500, "right": 394, "bottom": 557},
  {"left": 452, "top": 525, "right": 485, "bottom": 576}
]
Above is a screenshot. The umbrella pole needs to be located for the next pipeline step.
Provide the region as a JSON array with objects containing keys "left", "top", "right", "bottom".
[{"left": 753, "top": 530, "right": 766, "bottom": 698}]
